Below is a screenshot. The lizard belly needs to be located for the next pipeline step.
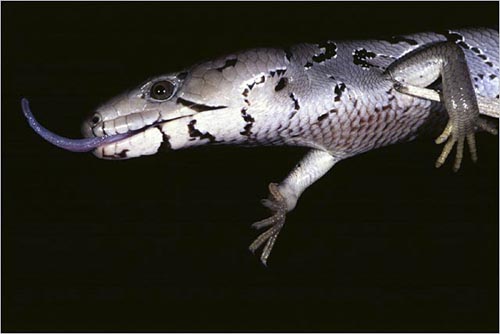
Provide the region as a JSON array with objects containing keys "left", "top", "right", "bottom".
[
  {"left": 274, "top": 73, "right": 444, "bottom": 158},
  {"left": 320, "top": 93, "right": 443, "bottom": 157}
]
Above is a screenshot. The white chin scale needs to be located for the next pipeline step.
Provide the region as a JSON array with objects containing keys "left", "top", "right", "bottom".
[{"left": 94, "top": 127, "right": 164, "bottom": 159}]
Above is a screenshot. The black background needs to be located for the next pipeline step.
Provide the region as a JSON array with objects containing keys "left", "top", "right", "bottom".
[{"left": 2, "top": 2, "right": 499, "bottom": 332}]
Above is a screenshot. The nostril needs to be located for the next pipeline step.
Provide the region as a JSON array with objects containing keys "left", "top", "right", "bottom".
[{"left": 82, "top": 113, "right": 102, "bottom": 138}]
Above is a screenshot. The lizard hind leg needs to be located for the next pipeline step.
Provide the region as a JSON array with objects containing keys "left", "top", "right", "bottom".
[
  {"left": 388, "top": 41, "right": 499, "bottom": 171},
  {"left": 393, "top": 82, "right": 499, "bottom": 171}
]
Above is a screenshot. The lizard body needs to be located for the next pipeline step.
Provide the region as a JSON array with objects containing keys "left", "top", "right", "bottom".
[{"left": 22, "top": 28, "right": 499, "bottom": 264}]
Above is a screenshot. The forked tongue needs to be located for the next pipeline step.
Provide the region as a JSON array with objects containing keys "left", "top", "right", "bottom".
[{"left": 21, "top": 98, "right": 131, "bottom": 152}]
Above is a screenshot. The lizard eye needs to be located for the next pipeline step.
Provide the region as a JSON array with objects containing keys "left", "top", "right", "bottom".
[
  {"left": 90, "top": 113, "right": 101, "bottom": 125},
  {"left": 150, "top": 80, "right": 176, "bottom": 101}
]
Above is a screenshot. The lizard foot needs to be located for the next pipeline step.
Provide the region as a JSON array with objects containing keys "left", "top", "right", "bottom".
[
  {"left": 434, "top": 118, "right": 498, "bottom": 172},
  {"left": 248, "top": 183, "right": 287, "bottom": 266},
  {"left": 392, "top": 82, "right": 498, "bottom": 171}
]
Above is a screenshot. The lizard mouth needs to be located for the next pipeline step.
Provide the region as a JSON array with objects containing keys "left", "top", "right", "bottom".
[
  {"left": 22, "top": 98, "right": 195, "bottom": 153},
  {"left": 21, "top": 98, "right": 137, "bottom": 152}
]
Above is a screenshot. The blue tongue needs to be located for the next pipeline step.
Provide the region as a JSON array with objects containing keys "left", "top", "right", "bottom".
[{"left": 21, "top": 98, "right": 132, "bottom": 152}]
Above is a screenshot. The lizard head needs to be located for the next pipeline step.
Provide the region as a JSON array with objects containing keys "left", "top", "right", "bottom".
[
  {"left": 79, "top": 69, "right": 227, "bottom": 159},
  {"left": 23, "top": 49, "right": 289, "bottom": 159}
]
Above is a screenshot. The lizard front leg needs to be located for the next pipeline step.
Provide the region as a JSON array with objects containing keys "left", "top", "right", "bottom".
[
  {"left": 249, "top": 149, "right": 340, "bottom": 265},
  {"left": 387, "top": 42, "right": 498, "bottom": 171}
]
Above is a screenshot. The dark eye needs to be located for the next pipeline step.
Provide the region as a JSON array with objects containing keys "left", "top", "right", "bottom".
[
  {"left": 90, "top": 113, "right": 101, "bottom": 125},
  {"left": 150, "top": 80, "right": 175, "bottom": 100}
]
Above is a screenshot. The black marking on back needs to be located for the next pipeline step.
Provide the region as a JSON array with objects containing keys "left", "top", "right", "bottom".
[
  {"left": 240, "top": 108, "right": 255, "bottom": 136},
  {"left": 187, "top": 120, "right": 217, "bottom": 142},
  {"left": 334, "top": 83, "right": 347, "bottom": 102},
  {"left": 312, "top": 41, "right": 338, "bottom": 63},
  {"left": 290, "top": 93, "right": 300, "bottom": 110},
  {"left": 177, "top": 98, "right": 226, "bottom": 112},
  {"left": 246, "top": 75, "right": 267, "bottom": 92},
  {"left": 241, "top": 74, "right": 269, "bottom": 104},
  {"left": 383, "top": 35, "right": 418, "bottom": 46},
  {"left": 216, "top": 58, "right": 237, "bottom": 72},
  {"left": 441, "top": 30, "right": 495, "bottom": 68},
  {"left": 470, "top": 46, "right": 495, "bottom": 68},
  {"left": 288, "top": 93, "right": 300, "bottom": 119},
  {"left": 353, "top": 48, "right": 377, "bottom": 69},
  {"left": 275, "top": 77, "right": 288, "bottom": 92},
  {"left": 441, "top": 30, "right": 470, "bottom": 49},
  {"left": 304, "top": 62, "right": 313, "bottom": 69},
  {"left": 270, "top": 68, "right": 287, "bottom": 77}
]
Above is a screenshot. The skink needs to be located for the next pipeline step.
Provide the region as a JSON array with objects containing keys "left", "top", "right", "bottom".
[{"left": 22, "top": 28, "right": 499, "bottom": 265}]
